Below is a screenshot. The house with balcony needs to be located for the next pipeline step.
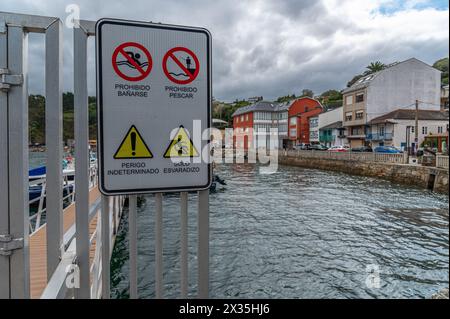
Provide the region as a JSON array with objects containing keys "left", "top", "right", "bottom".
[
  {"left": 318, "top": 106, "right": 348, "bottom": 147},
  {"left": 367, "top": 109, "right": 449, "bottom": 151},
  {"left": 342, "top": 58, "right": 442, "bottom": 148}
]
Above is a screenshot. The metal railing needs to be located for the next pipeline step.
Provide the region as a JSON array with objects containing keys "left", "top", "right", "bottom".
[
  {"left": 282, "top": 150, "right": 408, "bottom": 164},
  {"left": 436, "top": 155, "right": 449, "bottom": 170},
  {"left": 1, "top": 11, "right": 210, "bottom": 300},
  {"left": 366, "top": 133, "right": 393, "bottom": 141}
]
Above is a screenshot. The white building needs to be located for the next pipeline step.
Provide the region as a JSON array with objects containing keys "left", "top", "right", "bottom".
[
  {"left": 309, "top": 116, "right": 319, "bottom": 144},
  {"left": 318, "top": 107, "right": 348, "bottom": 147},
  {"left": 342, "top": 58, "right": 442, "bottom": 148},
  {"left": 367, "top": 109, "right": 449, "bottom": 151}
]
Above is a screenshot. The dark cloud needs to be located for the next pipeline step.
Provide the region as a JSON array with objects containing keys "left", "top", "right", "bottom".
[{"left": 0, "top": 0, "right": 448, "bottom": 101}]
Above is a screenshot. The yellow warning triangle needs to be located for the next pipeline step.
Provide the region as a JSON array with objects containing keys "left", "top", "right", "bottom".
[
  {"left": 114, "top": 125, "right": 153, "bottom": 159},
  {"left": 164, "top": 126, "right": 199, "bottom": 158}
]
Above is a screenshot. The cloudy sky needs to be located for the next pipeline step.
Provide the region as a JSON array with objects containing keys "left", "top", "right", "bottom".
[{"left": 1, "top": 0, "right": 448, "bottom": 101}]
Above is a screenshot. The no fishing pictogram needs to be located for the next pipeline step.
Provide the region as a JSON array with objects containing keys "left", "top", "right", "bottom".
[
  {"left": 162, "top": 47, "right": 200, "bottom": 85},
  {"left": 112, "top": 42, "right": 153, "bottom": 82}
]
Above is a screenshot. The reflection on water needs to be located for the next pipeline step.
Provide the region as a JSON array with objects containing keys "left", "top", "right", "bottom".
[{"left": 110, "top": 164, "right": 449, "bottom": 299}]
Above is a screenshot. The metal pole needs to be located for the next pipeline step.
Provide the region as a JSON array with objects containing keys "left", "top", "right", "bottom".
[
  {"left": 155, "top": 193, "right": 163, "bottom": 299},
  {"left": 129, "top": 195, "right": 138, "bottom": 299},
  {"left": 101, "top": 195, "right": 110, "bottom": 299},
  {"left": 7, "top": 25, "right": 30, "bottom": 299},
  {"left": 180, "top": 192, "right": 188, "bottom": 298},
  {"left": 415, "top": 100, "right": 419, "bottom": 155},
  {"left": 45, "top": 19, "right": 63, "bottom": 279},
  {"left": 197, "top": 190, "right": 209, "bottom": 298},
  {"left": 74, "top": 26, "right": 90, "bottom": 299},
  {"left": 0, "top": 17, "right": 10, "bottom": 299}
]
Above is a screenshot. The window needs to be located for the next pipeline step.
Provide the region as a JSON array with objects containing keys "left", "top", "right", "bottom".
[
  {"left": 351, "top": 127, "right": 362, "bottom": 136},
  {"left": 379, "top": 126, "right": 385, "bottom": 136},
  {"left": 290, "top": 128, "right": 297, "bottom": 137},
  {"left": 422, "top": 127, "right": 427, "bottom": 135},
  {"left": 345, "top": 112, "right": 353, "bottom": 121},
  {"left": 345, "top": 95, "right": 353, "bottom": 105},
  {"left": 356, "top": 93, "right": 364, "bottom": 103},
  {"left": 355, "top": 111, "right": 364, "bottom": 120},
  {"left": 245, "top": 114, "right": 248, "bottom": 121},
  {"left": 410, "top": 126, "right": 414, "bottom": 133},
  {"left": 241, "top": 115, "right": 244, "bottom": 122},
  {"left": 290, "top": 117, "right": 297, "bottom": 125},
  {"left": 235, "top": 117, "right": 238, "bottom": 123},
  {"left": 438, "top": 126, "right": 443, "bottom": 134}
]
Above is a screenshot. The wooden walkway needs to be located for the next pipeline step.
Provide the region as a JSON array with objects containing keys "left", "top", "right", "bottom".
[{"left": 29, "top": 186, "right": 101, "bottom": 299}]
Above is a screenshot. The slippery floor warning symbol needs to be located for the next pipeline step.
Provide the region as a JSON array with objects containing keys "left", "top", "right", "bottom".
[
  {"left": 164, "top": 126, "right": 199, "bottom": 158},
  {"left": 114, "top": 125, "right": 153, "bottom": 159},
  {"left": 112, "top": 42, "right": 153, "bottom": 82}
]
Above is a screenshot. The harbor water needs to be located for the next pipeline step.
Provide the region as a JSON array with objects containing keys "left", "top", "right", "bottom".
[{"left": 109, "top": 163, "right": 449, "bottom": 299}]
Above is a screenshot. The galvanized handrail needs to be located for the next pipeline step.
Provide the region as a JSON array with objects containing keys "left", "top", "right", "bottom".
[{"left": 1, "top": 11, "right": 210, "bottom": 300}]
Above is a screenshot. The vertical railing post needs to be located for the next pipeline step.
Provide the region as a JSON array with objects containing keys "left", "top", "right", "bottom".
[
  {"left": 0, "top": 17, "right": 10, "bottom": 299},
  {"left": 180, "top": 192, "right": 188, "bottom": 298},
  {"left": 129, "top": 195, "right": 138, "bottom": 299},
  {"left": 45, "top": 18, "right": 63, "bottom": 279},
  {"left": 155, "top": 193, "right": 163, "bottom": 299},
  {"left": 101, "top": 195, "right": 110, "bottom": 299},
  {"left": 7, "top": 25, "right": 30, "bottom": 299},
  {"left": 74, "top": 26, "right": 90, "bottom": 299},
  {"left": 198, "top": 190, "right": 209, "bottom": 298}
]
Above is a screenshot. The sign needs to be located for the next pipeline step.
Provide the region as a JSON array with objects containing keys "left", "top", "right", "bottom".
[
  {"left": 96, "top": 19, "right": 211, "bottom": 195},
  {"left": 163, "top": 126, "right": 199, "bottom": 158},
  {"left": 162, "top": 47, "right": 200, "bottom": 85},
  {"left": 114, "top": 125, "right": 153, "bottom": 159},
  {"left": 112, "top": 42, "right": 153, "bottom": 81}
]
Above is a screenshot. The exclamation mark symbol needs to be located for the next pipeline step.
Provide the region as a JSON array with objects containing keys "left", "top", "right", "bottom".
[{"left": 131, "top": 132, "right": 136, "bottom": 156}]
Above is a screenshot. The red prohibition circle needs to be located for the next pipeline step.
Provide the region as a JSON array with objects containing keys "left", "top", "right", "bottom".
[
  {"left": 112, "top": 42, "right": 153, "bottom": 82},
  {"left": 162, "top": 47, "right": 200, "bottom": 85}
]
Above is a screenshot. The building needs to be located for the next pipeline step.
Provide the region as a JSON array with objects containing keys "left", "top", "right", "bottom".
[
  {"left": 248, "top": 96, "right": 263, "bottom": 103},
  {"left": 318, "top": 106, "right": 348, "bottom": 147},
  {"left": 287, "top": 97, "right": 323, "bottom": 147},
  {"left": 342, "top": 58, "right": 442, "bottom": 148},
  {"left": 441, "top": 85, "right": 449, "bottom": 111},
  {"left": 231, "top": 97, "right": 323, "bottom": 149},
  {"left": 309, "top": 116, "right": 319, "bottom": 144},
  {"left": 367, "top": 109, "right": 449, "bottom": 151}
]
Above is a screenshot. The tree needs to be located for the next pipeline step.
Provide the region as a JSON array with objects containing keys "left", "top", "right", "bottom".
[
  {"left": 319, "top": 89, "right": 343, "bottom": 110},
  {"left": 364, "top": 61, "right": 386, "bottom": 75},
  {"left": 276, "top": 94, "right": 296, "bottom": 103},
  {"left": 347, "top": 75, "right": 363, "bottom": 88},
  {"left": 433, "top": 57, "right": 449, "bottom": 85}
]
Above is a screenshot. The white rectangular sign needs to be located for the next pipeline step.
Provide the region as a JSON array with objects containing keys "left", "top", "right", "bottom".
[{"left": 96, "top": 18, "right": 212, "bottom": 195}]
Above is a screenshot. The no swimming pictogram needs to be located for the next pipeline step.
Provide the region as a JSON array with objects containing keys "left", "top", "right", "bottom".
[
  {"left": 112, "top": 42, "right": 153, "bottom": 82},
  {"left": 162, "top": 47, "right": 200, "bottom": 85}
]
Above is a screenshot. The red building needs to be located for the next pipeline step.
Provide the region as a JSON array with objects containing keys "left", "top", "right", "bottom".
[
  {"left": 287, "top": 97, "right": 323, "bottom": 145},
  {"left": 232, "top": 98, "right": 323, "bottom": 150},
  {"left": 232, "top": 106, "right": 255, "bottom": 150}
]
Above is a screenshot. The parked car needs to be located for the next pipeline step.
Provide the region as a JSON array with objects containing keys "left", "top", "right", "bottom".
[
  {"left": 351, "top": 146, "right": 372, "bottom": 152},
  {"left": 310, "top": 144, "right": 328, "bottom": 151},
  {"left": 328, "top": 145, "right": 349, "bottom": 152},
  {"left": 374, "top": 146, "right": 402, "bottom": 154},
  {"left": 295, "top": 143, "right": 311, "bottom": 150}
]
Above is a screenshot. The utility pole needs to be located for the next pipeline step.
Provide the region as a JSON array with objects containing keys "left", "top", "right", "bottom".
[{"left": 414, "top": 99, "right": 419, "bottom": 155}]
